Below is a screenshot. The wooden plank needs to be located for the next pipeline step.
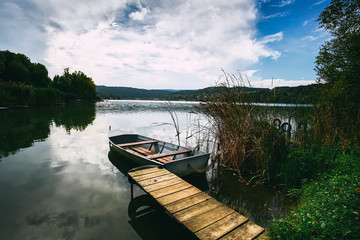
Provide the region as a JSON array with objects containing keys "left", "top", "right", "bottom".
[
  {"left": 128, "top": 167, "right": 264, "bottom": 240},
  {"left": 117, "top": 140, "right": 158, "bottom": 147},
  {"left": 219, "top": 221, "right": 265, "bottom": 240},
  {"left": 143, "top": 177, "right": 186, "bottom": 192},
  {"left": 195, "top": 212, "right": 248, "bottom": 240},
  {"left": 128, "top": 167, "right": 163, "bottom": 177},
  {"left": 147, "top": 149, "right": 192, "bottom": 159},
  {"left": 149, "top": 182, "right": 193, "bottom": 199},
  {"left": 173, "top": 198, "right": 222, "bottom": 222},
  {"left": 158, "top": 157, "right": 173, "bottom": 163},
  {"left": 131, "top": 169, "right": 170, "bottom": 182},
  {"left": 131, "top": 147, "right": 156, "bottom": 156},
  {"left": 124, "top": 148, "right": 170, "bottom": 164},
  {"left": 131, "top": 147, "right": 172, "bottom": 163},
  {"left": 183, "top": 205, "right": 235, "bottom": 233},
  {"left": 136, "top": 174, "right": 178, "bottom": 187},
  {"left": 154, "top": 158, "right": 170, "bottom": 164},
  {"left": 157, "top": 187, "right": 202, "bottom": 206},
  {"left": 164, "top": 192, "right": 212, "bottom": 214}
]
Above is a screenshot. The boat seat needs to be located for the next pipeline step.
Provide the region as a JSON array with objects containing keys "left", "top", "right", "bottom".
[
  {"left": 146, "top": 149, "right": 192, "bottom": 160},
  {"left": 129, "top": 147, "right": 173, "bottom": 164},
  {"left": 117, "top": 140, "right": 158, "bottom": 148}
]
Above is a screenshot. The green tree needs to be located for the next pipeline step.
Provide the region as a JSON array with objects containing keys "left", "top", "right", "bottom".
[
  {"left": 53, "top": 68, "right": 72, "bottom": 93},
  {"left": 314, "top": 0, "right": 360, "bottom": 144},
  {"left": 29, "top": 63, "right": 51, "bottom": 87},
  {"left": 0, "top": 50, "right": 50, "bottom": 87},
  {"left": 53, "top": 68, "right": 98, "bottom": 100}
]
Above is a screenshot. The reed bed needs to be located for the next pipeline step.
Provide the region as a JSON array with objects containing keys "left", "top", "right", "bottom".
[{"left": 202, "top": 71, "right": 293, "bottom": 182}]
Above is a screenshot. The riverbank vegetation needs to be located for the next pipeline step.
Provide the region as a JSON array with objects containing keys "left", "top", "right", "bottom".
[
  {"left": 203, "top": 1, "right": 359, "bottom": 239},
  {"left": 0, "top": 50, "right": 99, "bottom": 106}
]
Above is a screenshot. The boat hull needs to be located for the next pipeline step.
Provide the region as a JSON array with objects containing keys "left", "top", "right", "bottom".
[{"left": 109, "top": 134, "right": 210, "bottom": 177}]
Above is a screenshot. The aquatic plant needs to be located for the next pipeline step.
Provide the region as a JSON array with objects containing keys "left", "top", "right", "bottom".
[{"left": 202, "top": 70, "right": 294, "bottom": 181}]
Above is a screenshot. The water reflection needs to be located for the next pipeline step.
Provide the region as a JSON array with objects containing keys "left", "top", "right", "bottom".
[
  {"left": 0, "top": 102, "right": 96, "bottom": 158},
  {"left": 108, "top": 148, "right": 138, "bottom": 175},
  {"left": 127, "top": 194, "right": 196, "bottom": 240},
  {"left": 207, "top": 167, "right": 295, "bottom": 227},
  {"left": 97, "top": 100, "right": 200, "bottom": 114}
]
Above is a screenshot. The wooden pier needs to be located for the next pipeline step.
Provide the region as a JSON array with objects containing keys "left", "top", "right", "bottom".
[{"left": 128, "top": 166, "right": 265, "bottom": 240}]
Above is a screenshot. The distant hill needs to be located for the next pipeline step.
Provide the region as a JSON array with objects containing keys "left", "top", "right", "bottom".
[{"left": 96, "top": 84, "right": 323, "bottom": 104}]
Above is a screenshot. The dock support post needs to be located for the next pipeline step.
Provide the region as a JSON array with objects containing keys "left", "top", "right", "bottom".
[{"left": 130, "top": 182, "right": 134, "bottom": 200}]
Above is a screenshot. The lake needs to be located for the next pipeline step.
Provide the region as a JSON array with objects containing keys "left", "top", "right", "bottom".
[{"left": 0, "top": 100, "right": 294, "bottom": 240}]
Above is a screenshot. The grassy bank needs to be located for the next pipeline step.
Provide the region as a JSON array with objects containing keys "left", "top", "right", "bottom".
[{"left": 268, "top": 146, "right": 360, "bottom": 239}]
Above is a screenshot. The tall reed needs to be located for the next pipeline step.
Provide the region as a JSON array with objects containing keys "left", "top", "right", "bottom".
[{"left": 202, "top": 71, "right": 292, "bottom": 181}]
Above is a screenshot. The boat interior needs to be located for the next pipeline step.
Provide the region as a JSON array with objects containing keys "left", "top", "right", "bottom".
[{"left": 117, "top": 139, "right": 193, "bottom": 164}]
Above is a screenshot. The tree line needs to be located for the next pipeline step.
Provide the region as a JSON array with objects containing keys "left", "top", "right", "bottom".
[
  {"left": 96, "top": 84, "right": 322, "bottom": 104},
  {"left": 0, "top": 50, "right": 99, "bottom": 106}
]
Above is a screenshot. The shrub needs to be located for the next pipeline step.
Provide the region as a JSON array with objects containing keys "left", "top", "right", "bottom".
[
  {"left": 32, "top": 87, "right": 65, "bottom": 105},
  {"left": 0, "top": 81, "right": 34, "bottom": 105},
  {"left": 268, "top": 149, "right": 360, "bottom": 239}
]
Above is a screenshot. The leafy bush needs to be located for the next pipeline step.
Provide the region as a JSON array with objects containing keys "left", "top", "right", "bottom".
[
  {"left": 268, "top": 149, "right": 360, "bottom": 239},
  {"left": 32, "top": 87, "right": 66, "bottom": 105},
  {"left": 0, "top": 81, "right": 34, "bottom": 105},
  {"left": 276, "top": 145, "right": 337, "bottom": 188}
]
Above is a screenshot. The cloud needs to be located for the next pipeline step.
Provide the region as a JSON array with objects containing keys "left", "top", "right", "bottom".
[
  {"left": 312, "top": 0, "right": 327, "bottom": 7},
  {"left": 0, "top": 0, "right": 286, "bottom": 89},
  {"left": 271, "top": 0, "right": 295, "bottom": 8},
  {"left": 260, "top": 32, "right": 283, "bottom": 44},
  {"left": 129, "top": 6, "right": 148, "bottom": 21},
  {"left": 0, "top": 1, "right": 48, "bottom": 59},
  {"left": 301, "top": 28, "right": 330, "bottom": 42},
  {"left": 251, "top": 78, "right": 316, "bottom": 88},
  {"left": 263, "top": 11, "right": 288, "bottom": 20}
]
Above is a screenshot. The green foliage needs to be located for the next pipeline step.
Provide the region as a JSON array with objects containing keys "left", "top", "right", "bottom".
[
  {"left": 315, "top": 0, "right": 360, "bottom": 145},
  {"left": 0, "top": 81, "right": 34, "bottom": 105},
  {"left": 53, "top": 68, "right": 98, "bottom": 100},
  {"left": 0, "top": 50, "right": 98, "bottom": 105},
  {"left": 268, "top": 149, "right": 360, "bottom": 239},
  {"left": 276, "top": 145, "right": 337, "bottom": 188},
  {"left": 29, "top": 63, "right": 51, "bottom": 87},
  {"left": 0, "top": 50, "right": 50, "bottom": 87},
  {"left": 32, "top": 87, "right": 66, "bottom": 105}
]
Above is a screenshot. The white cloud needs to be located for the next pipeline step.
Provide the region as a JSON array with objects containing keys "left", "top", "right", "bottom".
[
  {"left": 271, "top": 0, "right": 295, "bottom": 8},
  {"left": 260, "top": 32, "right": 284, "bottom": 43},
  {"left": 0, "top": 0, "right": 288, "bottom": 89},
  {"left": 129, "top": 6, "right": 148, "bottom": 21},
  {"left": 251, "top": 78, "right": 316, "bottom": 89},
  {"left": 263, "top": 11, "right": 288, "bottom": 20},
  {"left": 312, "top": 0, "right": 327, "bottom": 7}
]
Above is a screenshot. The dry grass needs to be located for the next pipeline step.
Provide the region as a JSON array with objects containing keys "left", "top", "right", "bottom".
[{"left": 202, "top": 71, "right": 291, "bottom": 180}]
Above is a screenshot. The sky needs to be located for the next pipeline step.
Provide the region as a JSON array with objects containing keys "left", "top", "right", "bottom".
[{"left": 0, "top": 0, "right": 331, "bottom": 89}]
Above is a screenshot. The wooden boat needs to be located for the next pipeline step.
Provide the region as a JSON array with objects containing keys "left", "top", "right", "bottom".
[{"left": 109, "top": 134, "right": 210, "bottom": 177}]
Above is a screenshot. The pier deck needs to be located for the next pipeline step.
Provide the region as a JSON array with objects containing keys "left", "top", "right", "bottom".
[{"left": 128, "top": 166, "right": 265, "bottom": 240}]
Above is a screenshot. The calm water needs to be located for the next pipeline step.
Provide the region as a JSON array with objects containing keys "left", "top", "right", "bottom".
[{"left": 0, "top": 100, "right": 294, "bottom": 240}]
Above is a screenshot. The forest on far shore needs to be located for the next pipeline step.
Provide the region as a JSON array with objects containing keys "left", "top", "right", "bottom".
[{"left": 96, "top": 83, "right": 322, "bottom": 104}]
